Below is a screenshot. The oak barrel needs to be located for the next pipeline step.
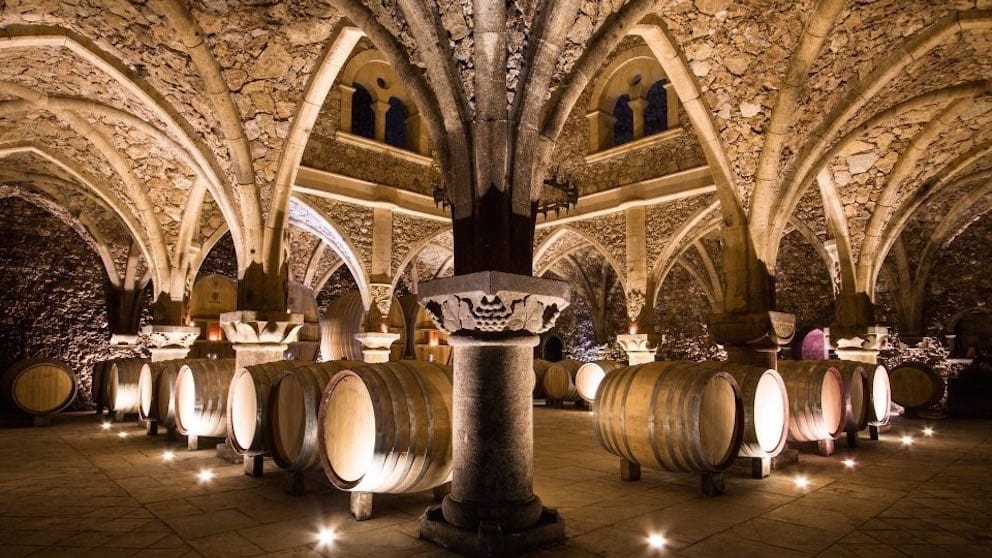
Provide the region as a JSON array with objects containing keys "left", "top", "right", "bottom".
[
  {"left": 594, "top": 361, "right": 744, "bottom": 473},
  {"left": 834, "top": 361, "right": 870, "bottom": 433},
  {"left": 155, "top": 358, "right": 186, "bottom": 429},
  {"left": 91, "top": 359, "right": 113, "bottom": 412},
  {"left": 889, "top": 361, "right": 943, "bottom": 411},
  {"left": 1, "top": 358, "right": 77, "bottom": 415},
  {"left": 226, "top": 360, "right": 309, "bottom": 455},
  {"left": 320, "top": 291, "right": 406, "bottom": 362},
  {"left": 138, "top": 359, "right": 184, "bottom": 421},
  {"left": 318, "top": 361, "right": 454, "bottom": 493},
  {"left": 265, "top": 361, "right": 364, "bottom": 471},
  {"left": 777, "top": 361, "right": 846, "bottom": 442},
  {"left": 174, "top": 359, "right": 236, "bottom": 438},
  {"left": 697, "top": 361, "right": 788, "bottom": 458},
  {"left": 105, "top": 358, "right": 146, "bottom": 415},
  {"left": 575, "top": 360, "right": 624, "bottom": 404},
  {"left": 542, "top": 359, "right": 582, "bottom": 403},
  {"left": 866, "top": 364, "right": 891, "bottom": 425},
  {"left": 532, "top": 358, "right": 553, "bottom": 399}
]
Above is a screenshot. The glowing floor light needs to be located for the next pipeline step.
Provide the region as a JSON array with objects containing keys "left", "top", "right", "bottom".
[
  {"left": 794, "top": 475, "right": 810, "bottom": 489},
  {"left": 101, "top": 421, "right": 112, "bottom": 431},
  {"left": 922, "top": 426, "right": 934, "bottom": 437},
  {"left": 842, "top": 458, "right": 856, "bottom": 469},
  {"left": 161, "top": 450, "right": 175, "bottom": 462},
  {"left": 117, "top": 431, "right": 128, "bottom": 439},
  {"left": 197, "top": 469, "right": 215, "bottom": 483},
  {"left": 901, "top": 435, "right": 914, "bottom": 446},
  {"left": 316, "top": 527, "right": 337, "bottom": 547},
  {"left": 647, "top": 533, "right": 666, "bottom": 549}
]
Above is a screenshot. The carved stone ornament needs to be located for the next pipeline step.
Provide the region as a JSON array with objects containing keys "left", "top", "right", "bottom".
[
  {"left": 625, "top": 289, "right": 646, "bottom": 322},
  {"left": 616, "top": 333, "right": 656, "bottom": 353},
  {"left": 369, "top": 283, "right": 394, "bottom": 320},
  {"left": 709, "top": 310, "right": 797, "bottom": 349},
  {"left": 829, "top": 325, "right": 889, "bottom": 352},
  {"left": 140, "top": 325, "right": 199, "bottom": 349},
  {"left": 418, "top": 271, "right": 570, "bottom": 336},
  {"left": 220, "top": 310, "right": 304, "bottom": 345}
]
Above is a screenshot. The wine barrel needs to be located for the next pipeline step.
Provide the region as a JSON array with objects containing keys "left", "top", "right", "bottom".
[
  {"left": 542, "top": 359, "right": 582, "bottom": 403},
  {"left": 174, "top": 359, "right": 236, "bottom": 438},
  {"left": 889, "top": 361, "right": 943, "bottom": 411},
  {"left": 696, "top": 362, "right": 788, "bottom": 458},
  {"left": 318, "top": 360, "right": 453, "bottom": 493},
  {"left": 532, "top": 359, "right": 552, "bottom": 399},
  {"left": 155, "top": 359, "right": 187, "bottom": 429},
  {"left": 137, "top": 360, "right": 184, "bottom": 421},
  {"left": 791, "top": 327, "right": 828, "bottom": 360},
  {"left": 105, "top": 358, "right": 146, "bottom": 415},
  {"left": 320, "top": 291, "right": 406, "bottom": 362},
  {"left": 834, "top": 361, "right": 870, "bottom": 433},
  {"left": 91, "top": 359, "right": 113, "bottom": 412},
  {"left": 777, "top": 361, "right": 846, "bottom": 442},
  {"left": 227, "top": 360, "right": 311, "bottom": 456},
  {"left": 866, "top": 364, "right": 891, "bottom": 425},
  {"left": 595, "top": 362, "right": 744, "bottom": 473},
  {"left": 1, "top": 358, "right": 77, "bottom": 416},
  {"left": 266, "top": 361, "right": 364, "bottom": 471},
  {"left": 575, "top": 360, "right": 624, "bottom": 404}
]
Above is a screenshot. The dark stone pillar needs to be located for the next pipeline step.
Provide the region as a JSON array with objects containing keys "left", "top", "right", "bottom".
[{"left": 419, "top": 271, "right": 569, "bottom": 556}]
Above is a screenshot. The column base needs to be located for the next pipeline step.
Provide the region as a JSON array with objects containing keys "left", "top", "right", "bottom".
[{"left": 420, "top": 504, "right": 565, "bottom": 558}]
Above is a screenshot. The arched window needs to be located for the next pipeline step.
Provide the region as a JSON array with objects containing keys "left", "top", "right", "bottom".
[
  {"left": 613, "top": 94, "right": 633, "bottom": 147},
  {"left": 384, "top": 97, "right": 407, "bottom": 149},
  {"left": 351, "top": 84, "right": 375, "bottom": 140},
  {"left": 644, "top": 80, "right": 668, "bottom": 136}
]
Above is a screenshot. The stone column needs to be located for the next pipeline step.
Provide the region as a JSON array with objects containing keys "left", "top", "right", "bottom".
[
  {"left": 419, "top": 272, "right": 569, "bottom": 555},
  {"left": 616, "top": 333, "right": 656, "bottom": 365},
  {"left": 138, "top": 325, "right": 198, "bottom": 434},
  {"left": 354, "top": 332, "right": 400, "bottom": 363},
  {"left": 220, "top": 310, "right": 303, "bottom": 471},
  {"left": 373, "top": 99, "right": 390, "bottom": 142},
  {"left": 629, "top": 96, "right": 647, "bottom": 140}
]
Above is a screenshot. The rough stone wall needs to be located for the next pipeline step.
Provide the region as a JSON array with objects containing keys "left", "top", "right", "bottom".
[
  {"left": 775, "top": 230, "right": 835, "bottom": 328},
  {"left": 924, "top": 212, "right": 992, "bottom": 336},
  {"left": 0, "top": 198, "right": 147, "bottom": 410},
  {"left": 655, "top": 262, "right": 724, "bottom": 362},
  {"left": 196, "top": 232, "right": 239, "bottom": 281},
  {"left": 543, "top": 270, "right": 627, "bottom": 363},
  {"left": 315, "top": 264, "right": 359, "bottom": 311}
]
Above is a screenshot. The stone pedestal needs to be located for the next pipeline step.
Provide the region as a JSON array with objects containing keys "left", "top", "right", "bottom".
[
  {"left": 710, "top": 311, "right": 795, "bottom": 368},
  {"left": 616, "top": 333, "right": 656, "bottom": 365},
  {"left": 418, "top": 272, "right": 569, "bottom": 556},
  {"left": 354, "top": 332, "right": 400, "bottom": 363},
  {"left": 826, "top": 326, "right": 888, "bottom": 365}
]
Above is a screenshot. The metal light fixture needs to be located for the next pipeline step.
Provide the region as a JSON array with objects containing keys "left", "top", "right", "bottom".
[{"left": 536, "top": 167, "right": 579, "bottom": 218}]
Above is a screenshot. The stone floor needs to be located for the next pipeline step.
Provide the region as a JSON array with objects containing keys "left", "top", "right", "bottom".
[{"left": 1, "top": 407, "right": 991, "bottom": 557}]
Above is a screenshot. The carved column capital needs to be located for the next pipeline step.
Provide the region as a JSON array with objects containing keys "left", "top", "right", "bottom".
[
  {"left": 418, "top": 272, "right": 570, "bottom": 337},
  {"left": 826, "top": 325, "right": 889, "bottom": 364},
  {"left": 616, "top": 333, "right": 657, "bottom": 365},
  {"left": 219, "top": 310, "right": 304, "bottom": 345},
  {"left": 709, "top": 311, "right": 796, "bottom": 351},
  {"left": 355, "top": 332, "right": 400, "bottom": 364},
  {"left": 140, "top": 325, "right": 199, "bottom": 349}
]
